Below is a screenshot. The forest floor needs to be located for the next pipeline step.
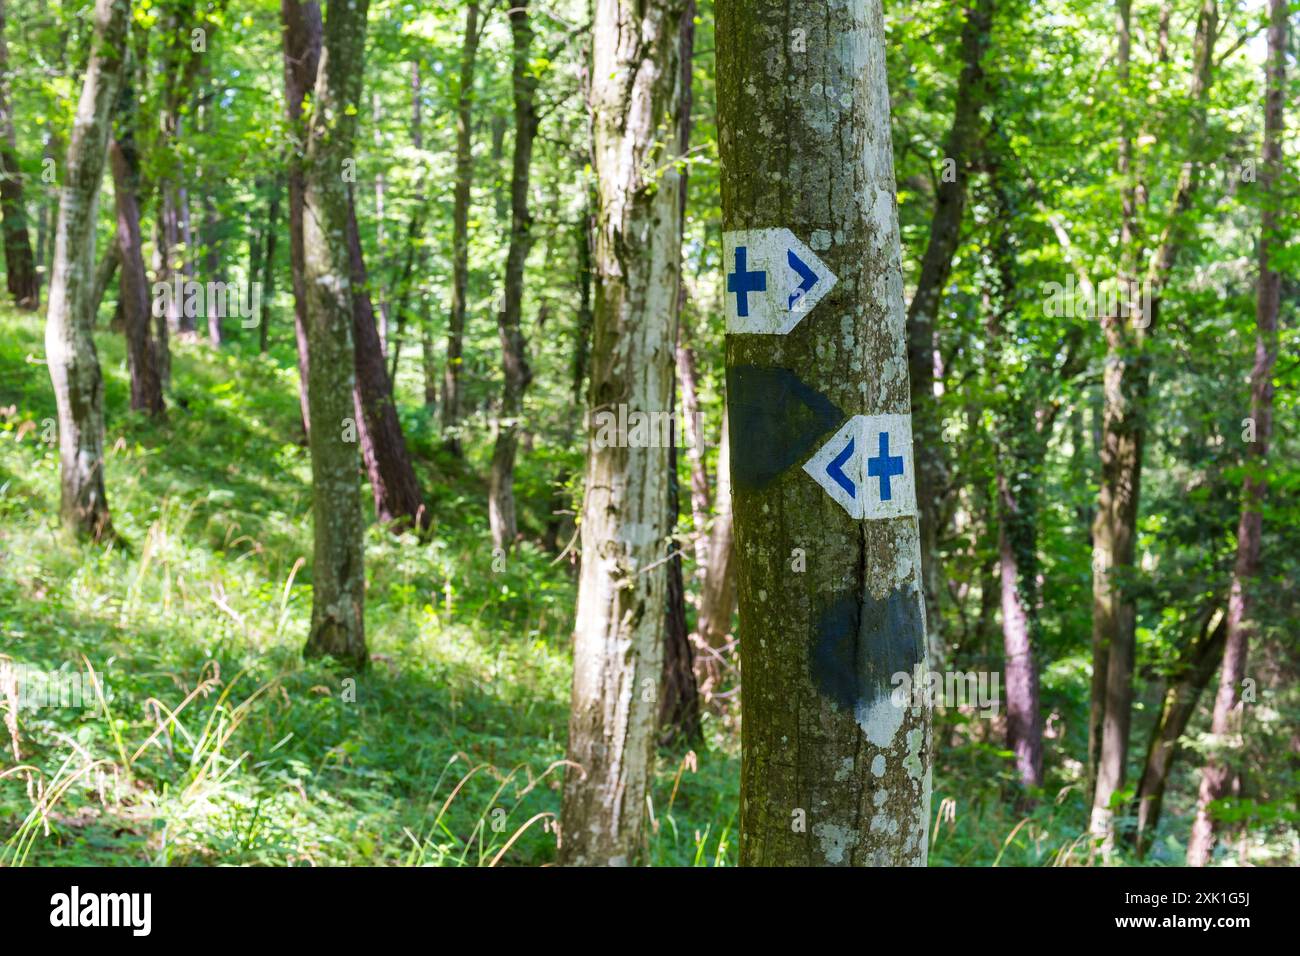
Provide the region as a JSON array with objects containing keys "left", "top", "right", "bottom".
[{"left": 0, "top": 306, "right": 1178, "bottom": 866}]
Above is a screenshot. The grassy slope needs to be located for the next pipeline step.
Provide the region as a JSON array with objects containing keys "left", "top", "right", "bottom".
[
  {"left": 1, "top": 304, "right": 1229, "bottom": 867},
  {"left": 0, "top": 307, "right": 735, "bottom": 865}
]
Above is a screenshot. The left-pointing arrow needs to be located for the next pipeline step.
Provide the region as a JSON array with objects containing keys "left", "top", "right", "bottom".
[
  {"left": 802, "top": 418, "right": 862, "bottom": 518},
  {"left": 826, "top": 434, "right": 855, "bottom": 498}
]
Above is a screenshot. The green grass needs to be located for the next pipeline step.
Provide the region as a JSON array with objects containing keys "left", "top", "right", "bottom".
[
  {"left": 0, "top": 307, "right": 736, "bottom": 866},
  {"left": 3, "top": 306, "right": 1281, "bottom": 868}
]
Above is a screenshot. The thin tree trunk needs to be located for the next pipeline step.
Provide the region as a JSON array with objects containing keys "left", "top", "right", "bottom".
[
  {"left": 660, "top": 409, "right": 700, "bottom": 744},
  {"left": 259, "top": 183, "right": 280, "bottom": 352},
  {"left": 108, "top": 78, "right": 164, "bottom": 417},
  {"left": 343, "top": 194, "right": 429, "bottom": 530},
  {"left": 489, "top": 0, "right": 537, "bottom": 551},
  {"left": 387, "top": 59, "right": 426, "bottom": 384},
  {"left": 421, "top": 329, "right": 437, "bottom": 407},
  {"left": 297, "top": 0, "right": 370, "bottom": 667},
  {"left": 1089, "top": 0, "right": 1138, "bottom": 803},
  {"left": 905, "top": 0, "right": 995, "bottom": 671},
  {"left": 280, "top": 0, "right": 322, "bottom": 438},
  {"left": 1186, "top": 0, "right": 1283, "bottom": 866},
  {"left": 90, "top": 243, "right": 119, "bottom": 321},
  {"left": 1132, "top": 607, "right": 1226, "bottom": 856},
  {"left": 677, "top": 334, "right": 710, "bottom": 569},
  {"left": 719, "top": 0, "right": 932, "bottom": 866},
  {"left": 0, "top": 0, "right": 37, "bottom": 310},
  {"left": 371, "top": 90, "right": 388, "bottom": 355},
  {"left": 43, "top": 0, "right": 128, "bottom": 542},
  {"left": 690, "top": 407, "right": 736, "bottom": 701},
  {"left": 997, "top": 471, "right": 1044, "bottom": 789},
  {"left": 559, "top": 0, "right": 684, "bottom": 867},
  {"left": 1090, "top": 0, "right": 1219, "bottom": 843},
  {"left": 657, "top": 0, "right": 701, "bottom": 745},
  {"left": 441, "top": 1, "right": 483, "bottom": 456}
]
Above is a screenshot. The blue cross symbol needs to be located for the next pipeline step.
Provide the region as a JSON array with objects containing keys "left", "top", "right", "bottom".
[
  {"left": 866, "top": 430, "right": 905, "bottom": 500},
  {"left": 727, "top": 246, "right": 766, "bottom": 317}
]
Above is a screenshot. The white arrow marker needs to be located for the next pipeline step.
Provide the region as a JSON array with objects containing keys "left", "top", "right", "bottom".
[
  {"left": 723, "top": 228, "right": 837, "bottom": 334},
  {"left": 803, "top": 414, "right": 918, "bottom": 520}
]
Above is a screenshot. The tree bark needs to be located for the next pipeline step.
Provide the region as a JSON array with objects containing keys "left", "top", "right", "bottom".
[
  {"left": 43, "top": 0, "right": 128, "bottom": 542},
  {"left": 559, "top": 0, "right": 685, "bottom": 867},
  {"left": 0, "top": 0, "right": 37, "bottom": 310},
  {"left": 677, "top": 334, "right": 710, "bottom": 569},
  {"left": 90, "top": 243, "right": 120, "bottom": 322},
  {"left": 997, "top": 470, "right": 1043, "bottom": 790},
  {"left": 343, "top": 194, "right": 429, "bottom": 531},
  {"left": 298, "top": 0, "right": 370, "bottom": 668},
  {"left": 386, "top": 59, "right": 427, "bottom": 384},
  {"left": 690, "top": 407, "right": 736, "bottom": 701},
  {"left": 1131, "top": 607, "right": 1226, "bottom": 856},
  {"left": 489, "top": 0, "right": 537, "bottom": 551},
  {"left": 657, "top": 0, "right": 702, "bottom": 745},
  {"left": 660, "top": 423, "right": 701, "bottom": 744},
  {"left": 441, "top": 1, "right": 483, "bottom": 456},
  {"left": 1186, "top": 0, "right": 1283, "bottom": 867},
  {"left": 108, "top": 85, "right": 164, "bottom": 417},
  {"left": 259, "top": 183, "right": 280, "bottom": 352},
  {"left": 1090, "top": 0, "right": 1219, "bottom": 843},
  {"left": 280, "top": 0, "right": 322, "bottom": 440},
  {"left": 719, "top": 0, "right": 932, "bottom": 865},
  {"left": 905, "top": 0, "right": 995, "bottom": 671}
]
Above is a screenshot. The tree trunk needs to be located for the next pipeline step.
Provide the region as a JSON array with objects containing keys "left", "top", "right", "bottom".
[
  {"left": 904, "top": 0, "right": 995, "bottom": 671},
  {"left": 259, "top": 183, "right": 280, "bottom": 352},
  {"left": 298, "top": 0, "right": 370, "bottom": 668},
  {"left": 1090, "top": 0, "right": 1219, "bottom": 843},
  {"left": 559, "top": 0, "right": 684, "bottom": 867},
  {"left": 489, "top": 0, "right": 537, "bottom": 551},
  {"left": 1186, "top": 0, "right": 1283, "bottom": 866},
  {"left": 343, "top": 194, "right": 429, "bottom": 530},
  {"left": 660, "top": 423, "right": 701, "bottom": 744},
  {"left": 386, "top": 59, "right": 427, "bottom": 384},
  {"left": 90, "top": 243, "right": 119, "bottom": 321},
  {"left": 1132, "top": 608, "right": 1226, "bottom": 856},
  {"left": 371, "top": 90, "right": 388, "bottom": 355},
  {"left": 690, "top": 407, "right": 736, "bottom": 701},
  {"left": 997, "top": 469, "right": 1044, "bottom": 790},
  {"left": 677, "top": 334, "right": 710, "bottom": 569},
  {"left": 281, "top": 0, "right": 322, "bottom": 438},
  {"left": 441, "top": 1, "right": 482, "bottom": 456},
  {"left": 657, "top": 0, "right": 702, "bottom": 744},
  {"left": 0, "top": 0, "right": 37, "bottom": 310},
  {"left": 43, "top": 0, "right": 128, "bottom": 542},
  {"left": 719, "top": 0, "right": 932, "bottom": 866},
  {"left": 108, "top": 101, "right": 164, "bottom": 417}
]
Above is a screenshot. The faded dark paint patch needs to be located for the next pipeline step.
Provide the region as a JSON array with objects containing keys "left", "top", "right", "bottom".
[
  {"left": 811, "top": 585, "right": 925, "bottom": 712},
  {"left": 727, "top": 364, "right": 844, "bottom": 490}
]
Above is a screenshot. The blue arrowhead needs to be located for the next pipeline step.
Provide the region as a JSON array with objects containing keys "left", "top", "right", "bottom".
[
  {"left": 826, "top": 435, "right": 855, "bottom": 498},
  {"left": 788, "top": 248, "right": 818, "bottom": 309}
]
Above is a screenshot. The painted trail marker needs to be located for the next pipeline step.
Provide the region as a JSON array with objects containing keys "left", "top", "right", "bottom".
[
  {"left": 724, "top": 228, "right": 837, "bottom": 334},
  {"left": 803, "top": 414, "right": 917, "bottom": 520}
]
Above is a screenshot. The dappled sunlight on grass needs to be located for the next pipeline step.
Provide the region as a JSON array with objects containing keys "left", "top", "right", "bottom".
[{"left": 0, "top": 309, "right": 739, "bottom": 866}]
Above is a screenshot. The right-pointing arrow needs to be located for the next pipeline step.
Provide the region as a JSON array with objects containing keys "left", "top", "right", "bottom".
[
  {"left": 724, "top": 228, "right": 837, "bottom": 334},
  {"left": 788, "top": 248, "right": 819, "bottom": 309}
]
